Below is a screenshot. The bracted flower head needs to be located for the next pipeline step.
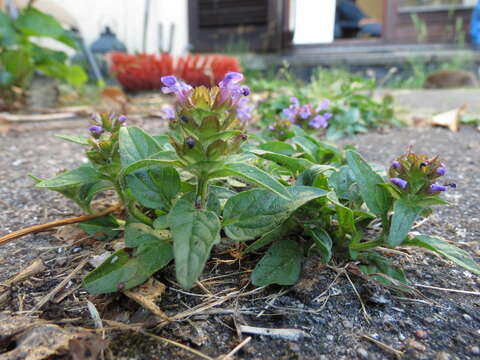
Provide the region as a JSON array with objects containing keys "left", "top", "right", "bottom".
[
  {"left": 161, "top": 75, "right": 193, "bottom": 104},
  {"left": 390, "top": 177, "right": 408, "bottom": 189}
]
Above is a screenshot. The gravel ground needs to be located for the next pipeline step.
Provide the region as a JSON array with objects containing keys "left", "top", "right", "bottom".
[{"left": 0, "top": 122, "right": 479, "bottom": 360}]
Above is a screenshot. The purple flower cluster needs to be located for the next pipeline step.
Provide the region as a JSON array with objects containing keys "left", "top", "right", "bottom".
[
  {"left": 160, "top": 72, "right": 252, "bottom": 124},
  {"left": 282, "top": 97, "right": 332, "bottom": 129},
  {"left": 88, "top": 112, "right": 127, "bottom": 138}
]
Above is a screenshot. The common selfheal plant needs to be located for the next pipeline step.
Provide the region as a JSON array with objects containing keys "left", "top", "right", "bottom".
[
  {"left": 269, "top": 97, "right": 333, "bottom": 140},
  {"left": 32, "top": 77, "right": 480, "bottom": 296}
]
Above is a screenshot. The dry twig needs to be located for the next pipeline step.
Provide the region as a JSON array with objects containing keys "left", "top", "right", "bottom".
[
  {"left": 0, "top": 204, "right": 122, "bottom": 246},
  {"left": 360, "top": 334, "right": 403, "bottom": 358}
]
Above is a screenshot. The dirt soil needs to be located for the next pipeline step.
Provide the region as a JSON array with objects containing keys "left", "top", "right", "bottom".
[{"left": 0, "top": 121, "right": 479, "bottom": 360}]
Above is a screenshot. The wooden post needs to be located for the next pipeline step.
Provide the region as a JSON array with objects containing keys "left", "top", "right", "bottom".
[
  {"left": 383, "top": 0, "right": 398, "bottom": 43},
  {"left": 187, "top": 0, "right": 199, "bottom": 52}
]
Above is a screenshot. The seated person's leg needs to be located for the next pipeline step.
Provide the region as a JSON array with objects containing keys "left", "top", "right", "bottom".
[{"left": 359, "top": 23, "right": 381, "bottom": 37}]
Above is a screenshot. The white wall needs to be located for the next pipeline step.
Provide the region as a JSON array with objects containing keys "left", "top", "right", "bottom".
[
  {"left": 293, "top": 0, "right": 336, "bottom": 44},
  {"left": 51, "top": 0, "right": 189, "bottom": 54}
]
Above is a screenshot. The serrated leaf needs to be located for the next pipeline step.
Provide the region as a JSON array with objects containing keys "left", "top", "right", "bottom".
[
  {"left": 223, "top": 186, "right": 327, "bottom": 241},
  {"left": 404, "top": 234, "right": 480, "bottom": 275},
  {"left": 346, "top": 150, "right": 391, "bottom": 217},
  {"left": 119, "top": 126, "right": 163, "bottom": 167},
  {"left": 307, "top": 228, "right": 332, "bottom": 264},
  {"left": 387, "top": 199, "right": 424, "bottom": 247},
  {"left": 211, "top": 162, "right": 290, "bottom": 199},
  {"left": 83, "top": 241, "right": 173, "bottom": 294},
  {"left": 251, "top": 240, "right": 303, "bottom": 286},
  {"left": 168, "top": 199, "right": 221, "bottom": 289}
]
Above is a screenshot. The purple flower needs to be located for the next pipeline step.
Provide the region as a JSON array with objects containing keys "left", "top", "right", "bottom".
[
  {"left": 117, "top": 115, "right": 127, "bottom": 124},
  {"left": 391, "top": 161, "right": 401, "bottom": 169},
  {"left": 161, "top": 75, "right": 193, "bottom": 104},
  {"left": 108, "top": 111, "right": 116, "bottom": 120},
  {"left": 428, "top": 183, "right": 447, "bottom": 193},
  {"left": 88, "top": 125, "right": 104, "bottom": 137},
  {"left": 390, "top": 177, "right": 408, "bottom": 189},
  {"left": 299, "top": 105, "right": 312, "bottom": 120},
  {"left": 91, "top": 113, "right": 101, "bottom": 123},
  {"left": 236, "top": 97, "right": 253, "bottom": 125},
  {"left": 218, "top": 72, "right": 248, "bottom": 105},
  {"left": 290, "top": 97, "right": 300, "bottom": 108},
  {"left": 436, "top": 166, "right": 446, "bottom": 176},
  {"left": 316, "top": 99, "right": 331, "bottom": 112},
  {"left": 308, "top": 115, "right": 328, "bottom": 129},
  {"left": 323, "top": 112, "right": 333, "bottom": 120},
  {"left": 162, "top": 106, "right": 176, "bottom": 120},
  {"left": 282, "top": 106, "right": 298, "bottom": 123}
]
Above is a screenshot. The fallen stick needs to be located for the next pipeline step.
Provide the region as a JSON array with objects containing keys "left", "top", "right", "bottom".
[
  {"left": 0, "top": 112, "right": 78, "bottom": 122},
  {"left": 33, "top": 259, "right": 88, "bottom": 311},
  {"left": 221, "top": 336, "right": 252, "bottom": 359},
  {"left": 0, "top": 204, "right": 122, "bottom": 247},
  {"left": 238, "top": 325, "right": 309, "bottom": 341}
]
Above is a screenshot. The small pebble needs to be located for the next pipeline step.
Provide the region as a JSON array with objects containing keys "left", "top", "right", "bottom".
[
  {"left": 408, "top": 338, "right": 426, "bottom": 352},
  {"left": 463, "top": 314, "right": 473, "bottom": 321},
  {"left": 435, "top": 352, "right": 452, "bottom": 360},
  {"left": 424, "top": 317, "right": 435, "bottom": 324},
  {"left": 415, "top": 329, "right": 428, "bottom": 339},
  {"left": 356, "top": 347, "right": 369, "bottom": 360},
  {"left": 326, "top": 335, "right": 334, "bottom": 341},
  {"left": 342, "top": 320, "right": 353, "bottom": 328},
  {"left": 471, "top": 346, "right": 480, "bottom": 355}
]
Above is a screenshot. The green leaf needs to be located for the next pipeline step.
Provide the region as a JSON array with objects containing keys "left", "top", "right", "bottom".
[
  {"left": 120, "top": 151, "right": 182, "bottom": 178},
  {"left": 36, "top": 164, "right": 100, "bottom": 189},
  {"left": 251, "top": 240, "right": 303, "bottom": 286},
  {"left": 79, "top": 215, "right": 121, "bottom": 240},
  {"left": 224, "top": 186, "right": 327, "bottom": 241},
  {"left": 250, "top": 149, "right": 313, "bottom": 173},
  {"left": 126, "top": 166, "right": 180, "bottom": 209},
  {"left": 83, "top": 241, "right": 173, "bottom": 294},
  {"left": 243, "top": 222, "right": 291, "bottom": 254},
  {"left": 168, "top": 199, "right": 221, "bottom": 289},
  {"left": 16, "top": 8, "right": 65, "bottom": 39},
  {"left": 204, "top": 130, "right": 242, "bottom": 147},
  {"left": 358, "top": 252, "right": 408, "bottom": 285},
  {"left": 55, "top": 134, "right": 89, "bottom": 145},
  {"left": 404, "top": 235, "right": 480, "bottom": 275},
  {"left": 63, "top": 64, "right": 88, "bottom": 87},
  {"left": 180, "top": 191, "right": 221, "bottom": 216},
  {"left": 124, "top": 222, "right": 167, "bottom": 247},
  {"left": 387, "top": 199, "right": 424, "bottom": 247},
  {"left": 346, "top": 150, "right": 391, "bottom": 217},
  {"left": 307, "top": 228, "right": 333, "bottom": 264},
  {"left": 119, "top": 127, "right": 163, "bottom": 167},
  {"left": 259, "top": 141, "right": 295, "bottom": 155},
  {"left": 211, "top": 162, "right": 290, "bottom": 200},
  {"left": 0, "top": 11, "right": 18, "bottom": 45}
]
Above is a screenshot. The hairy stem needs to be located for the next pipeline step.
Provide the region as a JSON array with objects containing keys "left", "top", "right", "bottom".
[{"left": 196, "top": 176, "right": 209, "bottom": 209}]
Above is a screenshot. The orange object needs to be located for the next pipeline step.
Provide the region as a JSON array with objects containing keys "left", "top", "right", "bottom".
[{"left": 109, "top": 52, "right": 241, "bottom": 92}]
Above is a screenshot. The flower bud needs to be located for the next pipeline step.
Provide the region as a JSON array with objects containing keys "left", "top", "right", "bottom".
[
  {"left": 88, "top": 125, "right": 104, "bottom": 138},
  {"left": 391, "top": 161, "right": 401, "bottom": 169},
  {"left": 428, "top": 184, "right": 447, "bottom": 193},
  {"left": 118, "top": 115, "right": 127, "bottom": 124},
  {"left": 186, "top": 136, "right": 196, "bottom": 149},
  {"left": 390, "top": 177, "right": 408, "bottom": 189},
  {"left": 436, "top": 167, "right": 446, "bottom": 176}
]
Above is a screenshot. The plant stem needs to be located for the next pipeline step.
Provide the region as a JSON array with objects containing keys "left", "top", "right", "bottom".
[
  {"left": 113, "top": 179, "right": 152, "bottom": 226},
  {"left": 196, "top": 176, "right": 209, "bottom": 209},
  {"left": 349, "top": 239, "right": 384, "bottom": 251}
]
